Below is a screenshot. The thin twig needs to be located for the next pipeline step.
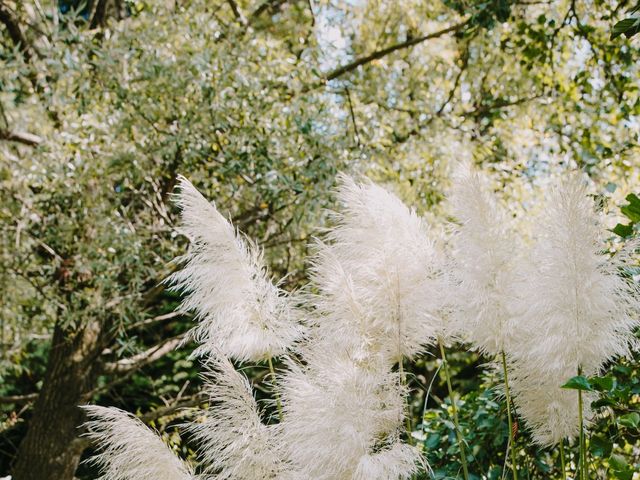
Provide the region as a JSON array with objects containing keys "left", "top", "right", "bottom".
[
  {"left": 345, "top": 87, "right": 361, "bottom": 146},
  {"left": 226, "top": 0, "right": 247, "bottom": 25},
  {"left": 102, "top": 333, "right": 186, "bottom": 374},
  {"left": 0, "top": 393, "right": 39, "bottom": 404}
]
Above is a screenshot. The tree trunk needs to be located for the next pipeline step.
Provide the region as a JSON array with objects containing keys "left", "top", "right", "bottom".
[{"left": 11, "top": 321, "right": 103, "bottom": 480}]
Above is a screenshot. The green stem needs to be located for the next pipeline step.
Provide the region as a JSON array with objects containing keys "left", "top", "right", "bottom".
[
  {"left": 438, "top": 337, "right": 470, "bottom": 480},
  {"left": 267, "top": 355, "right": 283, "bottom": 422},
  {"left": 501, "top": 351, "right": 518, "bottom": 480},
  {"left": 578, "top": 383, "right": 586, "bottom": 480},
  {"left": 399, "top": 359, "right": 414, "bottom": 445},
  {"left": 559, "top": 439, "right": 567, "bottom": 480}
]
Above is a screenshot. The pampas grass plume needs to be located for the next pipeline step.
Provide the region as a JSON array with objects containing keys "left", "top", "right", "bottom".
[
  {"left": 167, "top": 176, "right": 301, "bottom": 362},
  {"left": 82, "top": 405, "right": 193, "bottom": 480},
  {"left": 448, "top": 163, "right": 521, "bottom": 356},
  {"left": 186, "top": 353, "right": 281, "bottom": 479},
  {"left": 509, "top": 174, "right": 640, "bottom": 445}
]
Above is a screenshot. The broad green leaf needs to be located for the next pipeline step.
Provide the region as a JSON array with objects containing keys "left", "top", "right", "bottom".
[
  {"left": 613, "top": 470, "right": 633, "bottom": 480},
  {"left": 589, "top": 435, "right": 613, "bottom": 458},
  {"left": 425, "top": 433, "right": 441, "bottom": 449},
  {"left": 590, "top": 375, "right": 615, "bottom": 392},
  {"left": 609, "top": 453, "right": 628, "bottom": 471},
  {"left": 611, "top": 18, "right": 640, "bottom": 39},
  {"left": 612, "top": 223, "right": 634, "bottom": 238},
  {"left": 561, "top": 376, "right": 592, "bottom": 391},
  {"left": 609, "top": 453, "right": 634, "bottom": 480},
  {"left": 591, "top": 397, "right": 617, "bottom": 409},
  {"left": 618, "top": 412, "right": 640, "bottom": 429},
  {"left": 620, "top": 193, "right": 640, "bottom": 222}
]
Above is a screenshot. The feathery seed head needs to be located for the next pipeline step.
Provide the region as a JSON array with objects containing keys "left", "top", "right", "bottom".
[
  {"left": 82, "top": 405, "right": 193, "bottom": 480},
  {"left": 508, "top": 174, "right": 640, "bottom": 443},
  {"left": 448, "top": 163, "right": 521, "bottom": 355},
  {"left": 309, "top": 174, "right": 448, "bottom": 361},
  {"left": 280, "top": 350, "right": 412, "bottom": 479},
  {"left": 167, "top": 176, "right": 302, "bottom": 362},
  {"left": 185, "top": 353, "right": 282, "bottom": 479}
]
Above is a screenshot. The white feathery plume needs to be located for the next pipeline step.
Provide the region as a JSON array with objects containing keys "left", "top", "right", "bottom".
[
  {"left": 279, "top": 349, "right": 420, "bottom": 479},
  {"left": 448, "top": 163, "right": 521, "bottom": 355},
  {"left": 185, "top": 353, "right": 282, "bottom": 479},
  {"left": 167, "top": 176, "right": 301, "bottom": 362},
  {"left": 508, "top": 174, "right": 640, "bottom": 445},
  {"left": 309, "top": 174, "right": 448, "bottom": 361},
  {"left": 82, "top": 405, "right": 193, "bottom": 480},
  {"left": 507, "top": 370, "right": 592, "bottom": 446},
  {"left": 274, "top": 175, "right": 429, "bottom": 478},
  {"left": 353, "top": 441, "right": 423, "bottom": 480}
]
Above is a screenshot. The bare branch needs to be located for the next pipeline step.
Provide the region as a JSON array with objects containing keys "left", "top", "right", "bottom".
[
  {"left": 436, "top": 45, "right": 469, "bottom": 115},
  {"left": 90, "top": 0, "right": 109, "bottom": 29},
  {"left": 0, "top": 128, "right": 42, "bottom": 146},
  {"left": 0, "top": 393, "right": 39, "bottom": 404},
  {"left": 462, "top": 94, "right": 544, "bottom": 118},
  {"left": 345, "top": 87, "right": 361, "bottom": 146},
  {"left": 325, "top": 20, "right": 469, "bottom": 81},
  {"left": 126, "top": 311, "right": 183, "bottom": 331},
  {"left": 139, "top": 393, "right": 206, "bottom": 423},
  {"left": 102, "top": 334, "right": 186, "bottom": 375}
]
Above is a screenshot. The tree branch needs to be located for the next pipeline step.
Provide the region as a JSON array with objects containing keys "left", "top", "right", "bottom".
[
  {"left": 249, "top": 0, "right": 287, "bottom": 22},
  {"left": 325, "top": 19, "right": 469, "bottom": 81},
  {"left": 345, "top": 87, "right": 361, "bottom": 146},
  {"left": 138, "top": 393, "right": 206, "bottom": 423},
  {"left": 0, "top": 128, "right": 42, "bottom": 146},
  {"left": 436, "top": 45, "right": 469, "bottom": 115},
  {"left": 102, "top": 333, "right": 186, "bottom": 375},
  {"left": 0, "top": 393, "right": 39, "bottom": 404},
  {"left": 462, "top": 94, "right": 543, "bottom": 118},
  {"left": 227, "top": 0, "right": 247, "bottom": 25},
  {"left": 0, "top": 3, "right": 34, "bottom": 63},
  {"left": 126, "top": 310, "right": 183, "bottom": 331}
]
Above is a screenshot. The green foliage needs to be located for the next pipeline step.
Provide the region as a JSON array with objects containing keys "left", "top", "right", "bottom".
[
  {"left": 611, "top": 18, "right": 640, "bottom": 39},
  {"left": 612, "top": 2, "right": 640, "bottom": 39},
  {"left": 420, "top": 386, "right": 509, "bottom": 479},
  {"left": 444, "top": 0, "right": 513, "bottom": 30}
]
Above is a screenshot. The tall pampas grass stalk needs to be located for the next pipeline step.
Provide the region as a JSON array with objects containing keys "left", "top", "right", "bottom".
[
  {"left": 312, "top": 174, "right": 449, "bottom": 362},
  {"left": 280, "top": 347, "right": 419, "bottom": 479},
  {"left": 82, "top": 171, "right": 640, "bottom": 480},
  {"left": 305, "top": 175, "right": 449, "bottom": 449},
  {"left": 448, "top": 164, "right": 522, "bottom": 479},
  {"left": 508, "top": 174, "right": 640, "bottom": 477},
  {"left": 558, "top": 440, "right": 567, "bottom": 480}
]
